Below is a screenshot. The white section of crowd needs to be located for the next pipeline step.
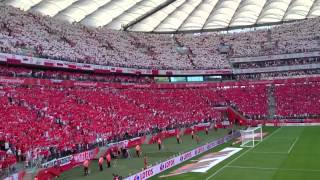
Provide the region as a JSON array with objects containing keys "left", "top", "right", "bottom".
[{"left": 0, "top": 6, "right": 319, "bottom": 70}]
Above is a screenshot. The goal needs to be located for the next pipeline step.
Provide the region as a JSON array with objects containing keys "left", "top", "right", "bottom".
[{"left": 240, "top": 125, "right": 263, "bottom": 147}]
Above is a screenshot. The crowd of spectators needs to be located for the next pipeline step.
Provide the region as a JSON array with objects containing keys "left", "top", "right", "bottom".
[
  {"left": 0, "top": 82, "right": 268, "bottom": 167},
  {"left": 0, "top": 3, "right": 320, "bottom": 176},
  {"left": 0, "top": 5, "right": 319, "bottom": 70},
  {"left": 0, "top": 73, "right": 319, "bottom": 173},
  {"left": 0, "top": 65, "right": 155, "bottom": 83},
  {"left": 275, "top": 81, "right": 320, "bottom": 118}
]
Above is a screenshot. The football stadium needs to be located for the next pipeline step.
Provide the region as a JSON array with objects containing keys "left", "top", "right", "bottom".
[{"left": 0, "top": 0, "right": 320, "bottom": 180}]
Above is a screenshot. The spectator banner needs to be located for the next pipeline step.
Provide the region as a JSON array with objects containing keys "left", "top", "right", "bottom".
[
  {"left": 107, "top": 136, "right": 145, "bottom": 150},
  {"left": 125, "top": 132, "right": 240, "bottom": 180},
  {"left": 149, "top": 129, "right": 179, "bottom": 144},
  {"left": 41, "top": 155, "right": 73, "bottom": 168},
  {"left": 1, "top": 75, "right": 320, "bottom": 90},
  {"left": 0, "top": 52, "right": 232, "bottom": 75},
  {"left": 194, "top": 122, "right": 210, "bottom": 131},
  {"left": 73, "top": 148, "right": 99, "bottom": 163},
  {"left": 41, "top": 148, "right": 99, "bottom": 169}
]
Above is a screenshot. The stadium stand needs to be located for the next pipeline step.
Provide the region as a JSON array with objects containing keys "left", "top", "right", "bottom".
[
  {"left": 0, "top": 3, "right": 320, "bottom": 179},
  {"left": 0, "top": 65, "right": 155, "bottom": 83},
  {"left": 0, "top": 6, "right": 320, "bottom": 70},
  {"left": 1, "top": 73, "right": 319, "bottom": 171},
  {"left": 275, "top": 81, "right": 320, "bottom": 118}
]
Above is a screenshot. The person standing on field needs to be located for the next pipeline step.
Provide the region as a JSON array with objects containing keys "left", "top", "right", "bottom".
[
  {"left": 83, "top": 159, "right": 89, "bottom": 176},
  {"left": 106, "top": 153, "right": 111, "bottom": 168},
  {"left": 144, "top": 155, "right": 148, "bottom": 169},
  {"left": 135, "top": 144, "right": 141, "bottom": 157},
  {"left": 191, "top": 130, "right": 194, "bottom": 139},
  {"left": 157, "top": 138, "right": 162, "bottom": 150},
  {"left": 176, "top": 133, "right": 181, "bottom": 144},
  {"left": 98, "top": 156, "right": 104, "bottom": 171},
  {"left": 196, "top": 135, "right": 201, "bottom": 144}
]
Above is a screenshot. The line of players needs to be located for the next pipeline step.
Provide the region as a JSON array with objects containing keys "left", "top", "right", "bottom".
[{"left": 82, "top": 128, "right": 209, "bottom": 178}]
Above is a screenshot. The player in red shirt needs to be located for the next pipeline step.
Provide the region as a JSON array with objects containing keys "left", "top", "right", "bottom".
[
  {"left": 157, "top": 138, "right": 162, "bottom": 150},
  {"left": 176, "top": 133, "right": 181, "bottom": 144},
  {"left": 135, "top": 144, "right": 141, "bottom": 157},
  {"left": 144, "top": 155, "right": 148, "bottom": 169},
  {"left": 98, "top": 156, "right": 104, "bottom": 171},
  {"left": 106, "top": 153, "right": 111, "bottom": 168},
  {"left": 191, "top": 130, "right": 194, "bottom": 139},
  {"left": 83, "top": 159, "right": 89, "bottom": 176}
]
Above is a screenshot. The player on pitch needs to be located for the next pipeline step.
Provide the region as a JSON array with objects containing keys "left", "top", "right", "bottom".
[
  {"left": 157, "top": 138, "right": 162, "bottom": 150},
  {"left": 144, "top": 155, "right": 148, "bottom": 169},
  {"left": 106, "top": 153, "right": 111, "bottom": 168},
  {"left": 191, "top": 130, "right": 194, "bottom": 139},
  {"left": 135, "top": 144, "right": 141, "bottom": 157},
  {"left": 98, "top": 156, "right": 104, "bottom": 171},
  {"left": 176, "top": 133, "right": 181, "bottom": 144},
  {"left": 83, "top": 159, "right": 90, "bottom": 176}
]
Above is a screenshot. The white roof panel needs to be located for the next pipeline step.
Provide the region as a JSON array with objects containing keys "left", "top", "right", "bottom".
[{"left": 3, "top": 0, "right": 320, "bottom": 32}]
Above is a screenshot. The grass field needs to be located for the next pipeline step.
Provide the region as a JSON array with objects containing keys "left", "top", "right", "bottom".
[
  {"left": 154, "top": 126, "right": 320, "bottom": 180},
  {"left": 57, "top": 129, "right": 230, "bottom": 180}
]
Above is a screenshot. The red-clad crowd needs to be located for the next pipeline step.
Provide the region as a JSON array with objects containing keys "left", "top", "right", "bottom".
[
  {"left": 275, "top": 81, "right": 320, "bottom": 118},
  {"left": 0, "top": 82, "right": 269, "bottom": 167},
  {"left": 0, "top": 76, "right": 320, "bottom": 173}
]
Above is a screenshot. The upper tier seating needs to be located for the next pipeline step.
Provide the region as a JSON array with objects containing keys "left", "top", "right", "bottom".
[{"left": 0, "top": 6, "right": 319, "bottom": 70}]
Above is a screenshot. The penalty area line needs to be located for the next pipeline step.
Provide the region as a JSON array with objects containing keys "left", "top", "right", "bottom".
[
  {"left": 251, "top": 151, "right": 288, "bottom": 154},
  {"left": 205, "top": 127, "right": 283, "bottom": 180}
]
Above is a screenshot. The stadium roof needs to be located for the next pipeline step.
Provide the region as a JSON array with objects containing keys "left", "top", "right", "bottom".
[{"left": 3, "top": 0, "right": 320, "bottom": 32}]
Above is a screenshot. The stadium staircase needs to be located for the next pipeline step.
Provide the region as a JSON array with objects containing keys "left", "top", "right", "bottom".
[
  {"left": 213, "top": 106, "right": 248, "bottom": 124},
  {"left": 267, "top": 85, "right": 276, "bottom": 119},
  {"left": 227, "top": 106, "right": 248, "bottom": 124}
]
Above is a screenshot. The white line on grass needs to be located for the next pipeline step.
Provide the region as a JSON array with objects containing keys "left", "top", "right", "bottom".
[
  {"left": 226, "top": 165, "right": 277, "bottom": 171},
  {"left": 251, "top": 151, "right": 288, "bottom": 155},
  {"left": 271, "top": 137, "right": 295, "bottom": 140},
  {"left": 205, "top": 127, "right": 283, "bottom": 180},
  {"left": 288, "top": 137, "right": 299, "bottom": 154},
  {"left": 226, "top": 165, "right": 320, "bottom": 173}
]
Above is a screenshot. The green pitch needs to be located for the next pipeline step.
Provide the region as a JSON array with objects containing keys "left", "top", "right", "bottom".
[
  {"left": 57, "top": 129, "right": 229, "bottom": 180},
  {"left": 154, "top": 126, "right": 320, "bottom": 180}
]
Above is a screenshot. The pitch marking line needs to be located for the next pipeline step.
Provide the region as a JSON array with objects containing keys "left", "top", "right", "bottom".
[
  {"left": 205, "top": 127, "right": 283, "bottom": 180},
  {"left": 271, "top": 137, "right": 295, "bottom": 140},
  {"left": 226, "top": 165, "right": 320, "bottom": 173},
  {"left": 288, "top": 137, "right": 299, "bottom": 154},
  {"left": 251, "top": 151, "right": 288, "bottom": 155}
]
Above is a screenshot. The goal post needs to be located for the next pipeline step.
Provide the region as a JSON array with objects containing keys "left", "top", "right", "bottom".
[{"left": 240, "top": 125, "right": 263, "bottom": 148}]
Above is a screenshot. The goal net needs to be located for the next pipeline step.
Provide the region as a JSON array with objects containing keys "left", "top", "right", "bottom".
[{"left": 240, "top": 125, "right": 263, "bottom": 147}]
